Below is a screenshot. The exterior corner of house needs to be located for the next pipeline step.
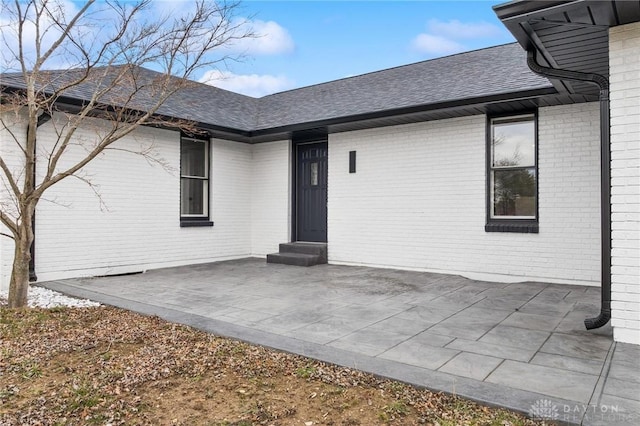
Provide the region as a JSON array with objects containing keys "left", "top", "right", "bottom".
[{"left": 609, "top": 20, "right": 640, "bottom": 344}]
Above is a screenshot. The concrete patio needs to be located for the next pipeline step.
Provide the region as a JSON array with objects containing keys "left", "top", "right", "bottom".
[{"left": 41, "top": 258, "right": 639, "bottom": 425}]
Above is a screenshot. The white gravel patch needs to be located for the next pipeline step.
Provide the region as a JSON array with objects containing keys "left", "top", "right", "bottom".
[{"left": 0, "top": 286, "right": 100, "bottom": 308}]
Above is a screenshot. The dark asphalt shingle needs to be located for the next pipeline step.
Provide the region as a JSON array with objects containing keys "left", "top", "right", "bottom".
[
  {"left": 1, "top": 43, "right": 552, "bottom": 132},
  {"left": 0, "top": 66, "right": 259, "bottom": 131},
  {"left": 255, "top": 43, "right": 552, "bottom": 130}
]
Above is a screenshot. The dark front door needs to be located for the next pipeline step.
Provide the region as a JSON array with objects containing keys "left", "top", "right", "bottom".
[{"left": 296, "top": 142, "right": 328, "bottom": 242}]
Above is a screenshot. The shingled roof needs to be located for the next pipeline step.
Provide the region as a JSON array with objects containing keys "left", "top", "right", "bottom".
[
  {"left": 0, "top": 65, "right": 259, "bottom": 131},
  {"left": 255, "top": 43, "right": 552, "bottom": 130},
  {"left": 1, "top": 43, "right": 554, "bottom": 134}
]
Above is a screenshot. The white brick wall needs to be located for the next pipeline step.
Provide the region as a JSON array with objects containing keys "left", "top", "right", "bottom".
[
  {"left": 610, "top": 22, "right": 640, "bottom": 345},
  {"left": 0, "top": 113, "right": 28, "bottom": 291},
  {"left": 250, "top": 140, "right": 290, "bottom": 256},
  {"left": 0, "top": 111, "right": 293, "bottom": 292},
  {"left": 0, "top": 96, "right": 615, "bottom": 307},
  {"left": 328, "top": 103, "right": 601, "bottom": 285},
  {"left": 0, "top": 114, "right": 255, "bottom": 290}
]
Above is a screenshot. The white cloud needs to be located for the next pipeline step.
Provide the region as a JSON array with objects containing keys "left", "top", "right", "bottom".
[
  {"left": 411, "top": 34, "right": 466, "bottom": 56},
  {"left": 149, "top": 3, "right": 294, "bottom": 57},
  {"left": 228, "top": 20, "right": 294, "bottom": 55},
  {"left": 411, "top": 19, "right": 505, "bottom": 57},
  {"left": 146, "top": 4, "right": 293, "bottom": 57},
  {"left": 199, "top": 69, "right": 295, "bottom": 97},
  {"left": 1, "top": 1, "right": 294, "bottom": 73},
  {"left": 426, "top": 19, "right": 503, "bottom": 40},
  {"left": 151, "top": 0, "right": 196, "bottom": 16},
  {"left": 1, "top": 0, "right": 81, "bottom": 70}
]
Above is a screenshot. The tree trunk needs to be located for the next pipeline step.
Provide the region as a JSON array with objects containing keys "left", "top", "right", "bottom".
[
  {"left": 8, "top": 253, "right": 30, "bottom": 308},
  {"left": 8, "top": 214, "right": 34, "bottom": 308}
]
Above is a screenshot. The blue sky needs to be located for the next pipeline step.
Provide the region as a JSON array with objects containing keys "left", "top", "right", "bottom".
[
  {"left": 201, "top": 1, "right": 515, "bottom": 97},
  {"left": 2, "top": 0, "right": 514, "bottom": 97}
]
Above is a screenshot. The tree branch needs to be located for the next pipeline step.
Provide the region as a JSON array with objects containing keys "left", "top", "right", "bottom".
[
  {"left": 33, "top": 0, "right": 95, "bottom": 72},
  {"left": 0, "top": 154, "right": 22, "bottom": 200},
  {"left": 70, "top": 173, "right": 109, "bottom": 212},
  {"left": 1, "top": 0, "right": 257, "bottom": 307},
  {"left": 0, "top": 209, "right": 18, "bottom": 237}
]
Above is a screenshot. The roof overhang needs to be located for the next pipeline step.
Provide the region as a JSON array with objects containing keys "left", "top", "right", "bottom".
[
  {"left": 1, "top": 83, "right": 591, "bottom": 144},
  {"left": 12, "top": 0, "right": 639, "bottom": 143},
  {"left": 248, "top": 87, "right": 593, "bottom": 143},
  {"left": 494, "top": 0, "right": 640, "bottom": 96}
]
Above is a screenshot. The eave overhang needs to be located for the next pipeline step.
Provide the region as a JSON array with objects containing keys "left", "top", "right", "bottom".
[
  {"left": 494, "top": 0, "right": 640, "bottom": 96},
  {"left": 0, "top": 85, "right": 254, "bottom": 142},
  {"left": 6, "top": 83, "right": 587, "bottom": 144},
  {"left": 248, "top": 87, "right": 589, "bottom": 143}
]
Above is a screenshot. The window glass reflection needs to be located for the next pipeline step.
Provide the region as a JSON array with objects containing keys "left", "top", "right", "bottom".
[
  {"left": 492, "top": 120, "right": 535, "bottom": 167},
  {"left": 493, "top": 168, "right": 536, "bottom": 217}
]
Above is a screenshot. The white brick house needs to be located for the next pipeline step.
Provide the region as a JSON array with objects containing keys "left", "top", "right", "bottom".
[
  {"left": 609, "top": 22, "right": 640, "bottom": 345},
  {"left": 1, "top": 0, "right": 639, "bottom": 344}
]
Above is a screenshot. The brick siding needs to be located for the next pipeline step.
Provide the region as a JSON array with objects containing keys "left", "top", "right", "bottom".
[
  {"left": 610, "top": 22, "right": 640, "bottom": 344},
  {"left": 328, "top": 103, "right": 601, "bottom": 286}
]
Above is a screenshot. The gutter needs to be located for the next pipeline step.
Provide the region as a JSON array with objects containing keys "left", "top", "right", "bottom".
[
  {"left": 526, "top": 50, "right": 611, "bottom": 330},
  {"left": 4, "top": 84, "right": 560, "bottom": 145},
  {"left": 250, "top": 88, "right": 558, "bottom": 139},
  {"left": 28, "top": 111, "right": 51, "bottom": 282}
]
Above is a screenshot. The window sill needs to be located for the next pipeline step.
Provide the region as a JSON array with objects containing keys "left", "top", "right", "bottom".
[
  {"left": 485, "top": 221, "right": 538, "bottom": 234},
  {"left": 180, "top": 220, "right": 214, "bottom": 228}
]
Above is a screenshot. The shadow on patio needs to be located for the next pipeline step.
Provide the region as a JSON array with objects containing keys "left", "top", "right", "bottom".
[{"left": 41, "top": 258, "right": 639, "bottom": 425}]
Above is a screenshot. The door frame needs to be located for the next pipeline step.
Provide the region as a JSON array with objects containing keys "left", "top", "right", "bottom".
[{"left": 291, "top": 135, "right": 328, "bottom": 243}]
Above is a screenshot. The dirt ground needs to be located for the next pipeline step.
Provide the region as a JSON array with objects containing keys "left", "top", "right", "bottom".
[{"left": 0, "top": 306, "right": 550, "bottom": 425}]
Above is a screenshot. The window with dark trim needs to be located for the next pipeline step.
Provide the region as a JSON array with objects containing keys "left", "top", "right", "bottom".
[
  {"left": 180, "top": 135, "right": 213, "bottom": 227},
  {"left": 486, "top": 113, "right": 538, "bottom": 233}
]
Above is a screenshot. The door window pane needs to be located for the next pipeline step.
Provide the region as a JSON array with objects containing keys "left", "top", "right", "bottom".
[{"left": 310, "top": 162, "right": 318, "bottom": 186}]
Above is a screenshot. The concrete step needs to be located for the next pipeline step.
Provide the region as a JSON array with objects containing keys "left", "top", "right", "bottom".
[
  {"left": 266, "top": 252, "right": 321, "bottom": 267},
  {"left": 279, "top": 242, "right": 328, "bottom": 263}
]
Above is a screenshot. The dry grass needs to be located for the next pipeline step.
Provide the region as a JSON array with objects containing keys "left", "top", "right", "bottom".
[{"left": 0, "top": 306, "right": 549, "bottom": 425}]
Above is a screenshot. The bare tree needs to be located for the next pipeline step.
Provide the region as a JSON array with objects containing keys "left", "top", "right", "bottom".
[{"left": 0, "top": 0, "right": 253, "bottom": 307}]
